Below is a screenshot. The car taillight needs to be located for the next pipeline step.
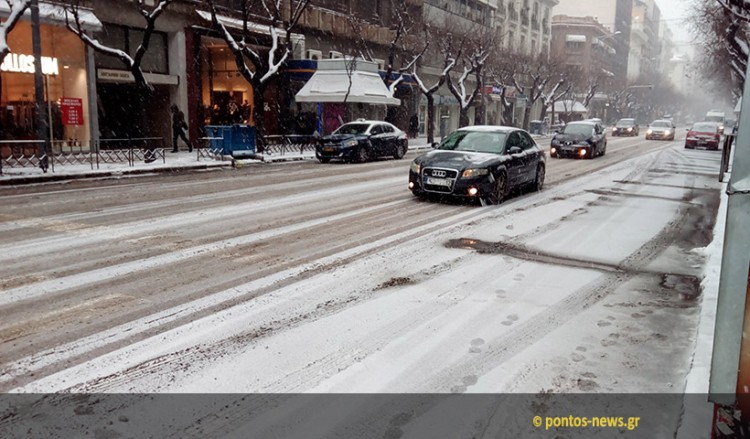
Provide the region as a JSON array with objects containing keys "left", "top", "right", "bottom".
[{"left": 687, "top": 131, "right": 694, "bottom": 137}]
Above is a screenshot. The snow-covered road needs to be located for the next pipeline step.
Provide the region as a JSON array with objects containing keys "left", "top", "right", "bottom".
[{"left": 0, "top": 138, "right": 724, "bottom": 437}]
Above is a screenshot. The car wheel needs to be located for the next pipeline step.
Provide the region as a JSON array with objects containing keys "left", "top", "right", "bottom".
[
  {"left": 357, "top": 146, "right": 369, "bottom": 163},
  {"left": 319, "top": 157, "right": 331, "bottom": 163},
  {"left": 534, "top": 164, "right": 545, "bottom": 192},
  {"left": 393, "top": 143, "right": 405, "bottom": 160},
  {"left": 589, "top": 145, "right": 597, "bottom": 159},
  {"left": 485, "top": 171, "right": 509, "bottom": 205},
  {"left": 600, "top": 143, "right": 606, "bottom": 156}
]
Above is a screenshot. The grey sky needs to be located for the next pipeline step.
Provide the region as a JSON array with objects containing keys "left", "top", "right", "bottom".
[{"left": 656, "top": 0, "right": 697, "bottom": 43}]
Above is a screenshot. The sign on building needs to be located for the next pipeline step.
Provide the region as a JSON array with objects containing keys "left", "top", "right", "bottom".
[{"left": 60, "top": 97, "right": 84, "bottom": 126}]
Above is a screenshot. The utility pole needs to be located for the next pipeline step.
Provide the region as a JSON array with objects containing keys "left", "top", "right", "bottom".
[{"left": 31, "top": 0, "right": 49, "bottom": 171}]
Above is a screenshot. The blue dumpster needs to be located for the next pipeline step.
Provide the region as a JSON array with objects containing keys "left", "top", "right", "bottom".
[{"left": 204, "top": 125, "right": 256, "bottom": 157}]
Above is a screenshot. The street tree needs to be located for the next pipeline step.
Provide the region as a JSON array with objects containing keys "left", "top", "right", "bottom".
[
  {"left": 693, "top": 0, "right": 750, "bottom": 94},
  {"left": 0, "top": 0, "right": 30, "bottom": 105},
  {"left": 0, "top": 0, "right": 29, "bottom": 64},
  {"left": 444, "top": 24, "right": 491, "bottom": 128},
  {"left": 410, "top": 24, "right": 458, "bottom": 142},
  {"left": 206, "top": 0, "right": 311, "bottom": 150},
  {"left": 512, "top": 54, "right": 563, "bottom": 131},
  {"left": 66, "top": 0, "right": 173, "bottom": 91},
  {"left": 486, "top": 49, "right": 521, "bottom": 126}
]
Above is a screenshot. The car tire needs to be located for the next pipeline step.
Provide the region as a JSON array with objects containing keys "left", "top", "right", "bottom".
[
  {"left": 393, "top": 143, "right": 405, "bottom": 160},
  {"left": 319, "top": 158, "right": 331, "bottom": 163},
  {"left": 486, "top": 171, "right": 509, "bottom": 205},
  {"left": 600, "top": 143, "right": 606, "bottom": 156},
  {"left": 356, "top": 146, "right": 369, "bottom": 163},
  {"left": 533, "top": 164, "right": 545, "bottom": 192},
  {"left": 589, "top": 145, "right": 597, "bottom": 159}
]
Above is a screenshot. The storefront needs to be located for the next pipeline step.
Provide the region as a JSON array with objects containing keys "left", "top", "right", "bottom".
[{"left": 0, "top": 19, "right": 94, "bottom": 145}]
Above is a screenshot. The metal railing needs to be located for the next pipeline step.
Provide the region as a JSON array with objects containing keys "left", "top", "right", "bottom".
[
  {"left": 263, "top": 135, "right": 317, "bottom": 156},
  {"left": 0, "top": 137, "right": 165, "bottom": 175},
  {"left": 720, "top": 132, "right": 735, "bottom": 182}
]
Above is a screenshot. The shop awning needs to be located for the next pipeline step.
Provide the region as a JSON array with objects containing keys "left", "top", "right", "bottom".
[
  {"left": 196, "top": 10, "right": 287, "bottom": 38},
  {"left": 0, "top": 2, "right": 102, "bottom": 31},
  {"left": 295, "top": 59, "right": 400, "bottom": 106}
]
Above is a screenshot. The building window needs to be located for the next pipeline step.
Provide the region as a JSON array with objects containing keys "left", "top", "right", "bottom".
[{"left": 94, "top": 24, "right": 169, "bottom": 74}]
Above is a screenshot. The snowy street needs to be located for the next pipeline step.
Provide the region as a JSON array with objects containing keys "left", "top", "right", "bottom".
[{"left": 0, "top": 134, "right": 725, "bottom": 436}]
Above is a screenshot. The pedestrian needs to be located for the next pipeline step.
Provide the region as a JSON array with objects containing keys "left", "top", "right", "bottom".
[
  {"left": 409, "top": 114, "right": 419, "bottom": 138},
  {"left": 170, "top": 104, "right": 192, "bottom": 152}
]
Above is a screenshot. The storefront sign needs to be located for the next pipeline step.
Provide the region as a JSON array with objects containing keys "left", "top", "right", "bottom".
[
  {"left": 60, "top": 97, "right": 84, "bottom": 126},
  {"left": 97, "top": 68, "right": 179, "bottom": 85},
  {"left": 0, "top": 54, "right": 59, "bottom": 75}
]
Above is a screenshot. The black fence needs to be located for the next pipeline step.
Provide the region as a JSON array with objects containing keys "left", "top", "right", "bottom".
[{"left": 0, "top": 138, "right": 166, "bottom": 175}]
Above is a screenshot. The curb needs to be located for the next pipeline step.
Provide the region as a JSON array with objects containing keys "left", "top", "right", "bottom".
[{"left": 0, "top": 162, "right": 233, "bottom": 186}]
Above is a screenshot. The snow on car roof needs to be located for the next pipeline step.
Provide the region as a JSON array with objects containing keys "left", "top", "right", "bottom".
[{"left": 456, "top": 125, "right": 516, "bottom": 132}]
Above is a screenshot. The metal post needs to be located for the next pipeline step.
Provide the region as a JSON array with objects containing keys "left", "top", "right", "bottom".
[
  {"left": 709, "top": 60, "right": 750, "bottom": 407},
  {"left": 30, "top": 0, "right": 48, "bottom": 171}
]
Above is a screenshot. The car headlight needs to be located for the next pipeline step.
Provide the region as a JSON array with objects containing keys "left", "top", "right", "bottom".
[
  {"left": 344, "top": 139, "right": 358, "bottom": 147},
  {"left": 462, "top": 168, "right": 489, "bottom": 178},
  {"left": 647, "top": 129, "right": 653, "bottom": 134},
  {"left": 410, "top": 161, "right": 421, "bottom": 174},
  {"left": 626, "top": 127, "right": 632, "bottom": 131},
  {"left": 613, "top": 127, "right": 618, "bottom": 131}
]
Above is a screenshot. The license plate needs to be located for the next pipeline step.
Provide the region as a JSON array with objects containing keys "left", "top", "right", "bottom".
[
  {"left": 426, "top": 177, "right": 452, "bottom": 187},
  {"left": 323, "top": 147, "right": 335, "bottom": 152},
  {"left": 697, "top": 141, "right": 706, "bottom": 146}
]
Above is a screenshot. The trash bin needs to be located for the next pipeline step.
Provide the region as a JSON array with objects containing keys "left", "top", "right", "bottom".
[
  {"left": 204, "top": 125, "right": 256, "bottom": 157},
  {"left": 230, "top": 125, "right": 256, "bottom": 158},
  {"left": 529, "top": 120, "right": 543, "bottom": 135}
]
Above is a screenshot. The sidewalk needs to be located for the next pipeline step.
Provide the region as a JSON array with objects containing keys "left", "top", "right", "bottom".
[{"left": 0, "top": 137, "right": 438, "bottom": 185}]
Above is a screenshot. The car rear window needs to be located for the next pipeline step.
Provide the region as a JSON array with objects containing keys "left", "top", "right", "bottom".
[
  {"left": 692, "top": 123, "right": 718, "bottom": 132},
  {"left": 562, "top": 124, "right": 595, "bottom": 136}
]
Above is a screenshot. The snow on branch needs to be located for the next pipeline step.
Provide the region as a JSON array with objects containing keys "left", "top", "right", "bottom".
[
  {"left": 65, "top": 0, "right": 174, "bottom": 90},
  {"left": 1, "top": 0, "right": 30, "bottom": 63}
]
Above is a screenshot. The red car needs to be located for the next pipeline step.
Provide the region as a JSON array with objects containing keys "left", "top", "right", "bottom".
[{"left": 685, "top": 122, "right": 721, "bottom": 150}]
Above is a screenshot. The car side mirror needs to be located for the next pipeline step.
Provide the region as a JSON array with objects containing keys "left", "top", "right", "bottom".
[
  {"left": 431, "top": 142, "right": 439, "bottom": 149},
  {"left": 508, "top": 146, "right": 522, "bottom": 154}
]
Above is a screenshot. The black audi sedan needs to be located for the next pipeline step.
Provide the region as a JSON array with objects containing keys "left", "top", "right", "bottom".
[
  {"left": 549, "top": 120, "right": 607, "bottom": 159},
  {"left": 316, "top": 120, "right": 408, "bottom": 163},
  {"left": 408, "top": 126, "right": 546, "bottom": 205}
]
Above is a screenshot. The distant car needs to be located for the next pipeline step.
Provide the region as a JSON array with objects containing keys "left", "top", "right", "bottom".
[
  {"left": 685, "top": 122, "right": 721, "bottom": 150},
  {"left": 705, "top": 110, "right": 726, "bottom": 133},
  {"left": 645, "top": 119, "right": 676, "bottom": 140},
  {"left": 316, "top": 120, "right": 408, "bottom": 163},
  {"left": 585, "top": 118, "right": 603, "bottom": 126},
  {"left": 549, "top": 120, "right": 607, "bottom": 159},
  {"left": 408, "top": 126, "right": 546, "bottom": 205},
  {"left": 612, "top": 118, "right": 639, "bottom": 136}
]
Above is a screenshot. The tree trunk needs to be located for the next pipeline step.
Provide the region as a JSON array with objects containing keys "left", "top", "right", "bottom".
[
  {"left": 522, "top": 106, "right": 531, "bottom": 131},
  {"left": 426, "top": 94, "right": 435, "bottom": 144},
  {"left": 459, "top": 108, "right": 470, "bottom": 128},
  {"left": 253, "top": 81, "right": 266, "bottom": 152}
]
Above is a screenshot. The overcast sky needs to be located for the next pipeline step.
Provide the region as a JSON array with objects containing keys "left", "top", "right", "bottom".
[{"left": 656, "top": 0, "right": 697, "bottom": 44}]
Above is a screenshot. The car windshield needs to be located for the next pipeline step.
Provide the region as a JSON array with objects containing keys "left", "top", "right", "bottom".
[
  {"left": 616, "top": 119, "right": 635, "bottom": 126},
  {"left": 562, "top": 124, "right": 595, "bottom": 136},
  {"left": 438, "top": 131, "right": 508, "bottom": 154},
  {"left": 651, "top": 121, "right": 671, "bottom": 128},
  {"left": 334, "top": 123, "right": 370, "bottom": 135},
  {"left": 705, "top": 115, "right": 724, "bottom": 123},
  {"left": 692, "top": 123, "right": 718, "bottom": 132}
]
